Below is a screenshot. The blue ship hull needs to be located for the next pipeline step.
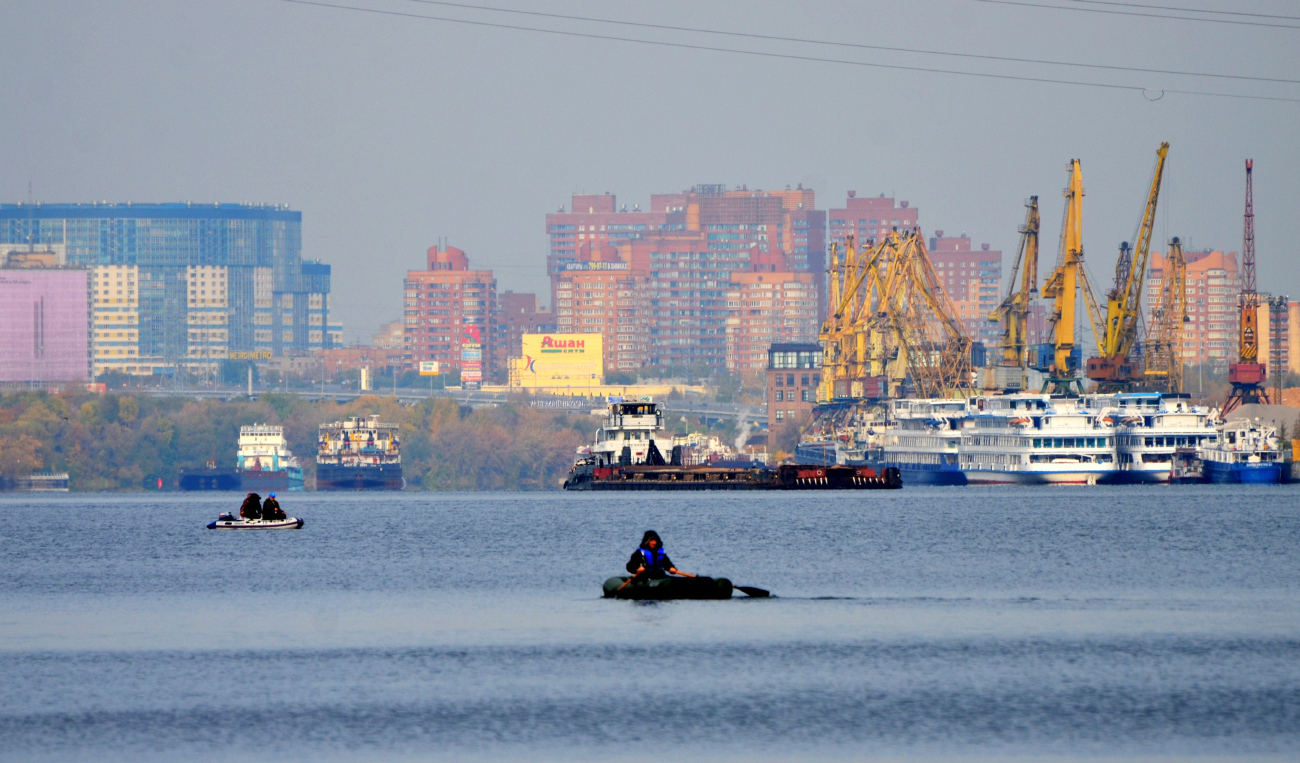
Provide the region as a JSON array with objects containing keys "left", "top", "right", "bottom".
[
  {"left": 1204, "top": 460, "right": 1281, "bottom": 484},
  {"left": 889, "top": 463, "right": 968, "bottom": 486}
]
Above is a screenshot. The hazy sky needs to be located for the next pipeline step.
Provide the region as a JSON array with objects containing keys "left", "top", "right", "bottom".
[{"left": 4, "top": 0, "right": 1298, "bottom": 341}]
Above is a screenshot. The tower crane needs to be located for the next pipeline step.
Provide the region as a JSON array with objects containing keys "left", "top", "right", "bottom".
[
  {"left": 1038, "top": 159, "right": 1102, "bottom": 394},
  {"left": 1223, "top": 159, "right": 1269, "bottom": 414},
  {"left": 1143, "top": 237, "right": 1188, "bottom": 393},
  {"left": 1086, "top": 142, "right": 1169, "bottom": 391},
  {"left": 987, "top": 196, "right": 1039, "bottom": 379}
]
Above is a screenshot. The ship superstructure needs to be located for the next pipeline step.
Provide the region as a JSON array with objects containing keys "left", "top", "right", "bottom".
[
  {"left": 237, "top": 424, "right": 305, "bottom": 491},
  {"left": 1091, "top": 393, "right": 1218, "bottom": 483},
  {"left": 316, "top": 415, "right": 404, "bottom": 490},
  {"left": 882, "top": 398, "right": 970, "bottom": 485},
  {"left": 960, "top": 394, "right": 1117, "bottom": 485},
  {"left": 1201, "top": 418, "right": 1282, "bottom": 484}
]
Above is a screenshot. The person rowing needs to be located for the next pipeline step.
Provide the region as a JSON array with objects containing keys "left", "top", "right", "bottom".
[{"left": 623, "top": 530, "right": 696, "bottom": 583}]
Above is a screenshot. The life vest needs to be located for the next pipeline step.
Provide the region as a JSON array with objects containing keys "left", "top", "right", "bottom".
[{"left": 641, "top": 546, "right": 667, "bottom": 569}]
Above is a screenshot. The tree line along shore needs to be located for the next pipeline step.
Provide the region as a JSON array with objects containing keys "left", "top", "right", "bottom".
[{"left": 0, "top": 390, "right": 604, "bottom": 491}]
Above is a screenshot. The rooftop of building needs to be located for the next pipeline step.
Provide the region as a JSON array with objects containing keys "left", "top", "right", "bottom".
[{"left": 0, "top": 202, "right": 301, "bottom": 222}]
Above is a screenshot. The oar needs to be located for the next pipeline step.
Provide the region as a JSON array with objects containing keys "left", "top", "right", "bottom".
[
  {"left": 615, "top": 568, "right": 648, "bottom": 593},
  {"left": 733, "top": 584, "right": 770, "bottom": 598}
]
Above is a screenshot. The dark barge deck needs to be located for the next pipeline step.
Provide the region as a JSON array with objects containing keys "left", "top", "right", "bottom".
[{"left": 564, "top": 464, "right": 901, "bottom": 491}]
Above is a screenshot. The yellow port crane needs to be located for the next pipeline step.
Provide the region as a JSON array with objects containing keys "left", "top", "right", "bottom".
[
  {"left": 818, "top": 229, "right": 972, "bottom": 400},
  {"left": 1142, "top": 236, "right": 1188, "bottom": 393},
  {"left": 1086, "top": 142, "right": 1170, "bottom": 391},
  {"left": 1039, "top": 159, "right": 1102, "bottom": 394},
  {"left": 987, "top": 196, "right": 1040, "bottom": 373}
]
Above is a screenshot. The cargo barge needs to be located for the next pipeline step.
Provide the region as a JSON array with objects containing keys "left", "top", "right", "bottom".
[{"left": 563, "top": 399, "right": 900, "bottom": 491}]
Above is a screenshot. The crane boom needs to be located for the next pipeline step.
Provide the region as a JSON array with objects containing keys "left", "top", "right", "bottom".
[
  {"left": 988, "top": 196, "right": 1039, "bottom": 370},
  {"left": 1039, "top": 159, "right": 1097, "bottom": 394},
  {"left": 1086, "top": 141, "right": 1169, "bottom": 390},
  {"left": 1143, "top": 237, "right": 1187, "bottom": 393}
]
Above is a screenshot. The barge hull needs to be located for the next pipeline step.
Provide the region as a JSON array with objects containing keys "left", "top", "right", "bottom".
[{"left": 565, "top": 464, "right": 901, "bottom": 491}]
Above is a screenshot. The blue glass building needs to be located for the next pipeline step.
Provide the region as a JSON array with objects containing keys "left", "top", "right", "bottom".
[{"left": 0, "top": 203, "right": 331, "bottom": 366}]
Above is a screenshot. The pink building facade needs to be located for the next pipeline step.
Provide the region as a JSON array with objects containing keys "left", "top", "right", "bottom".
[{"left": 0, "top": 269, "right": 90, "bottom": 382}]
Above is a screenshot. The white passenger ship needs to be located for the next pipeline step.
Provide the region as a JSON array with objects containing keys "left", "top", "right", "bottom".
[
  {"left": 960, "top": 394, "right": 1117, "bottom": 485},
  {"left": 1091, "top": 393, "right": 1219, "bottom": 483},
  {"left": 882, "top": 398, "right": 969, "bottom": 485}
]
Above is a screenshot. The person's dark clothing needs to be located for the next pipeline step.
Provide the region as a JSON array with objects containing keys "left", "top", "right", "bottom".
[
  {"left": 626, "top": 530, "right": 674, "bottom": 578},
  {"left": 263, "top": 497, "right": 283, "bottom": 521},
  {"left": 240, "top": 493, "right": 262, "bottom": 520}
]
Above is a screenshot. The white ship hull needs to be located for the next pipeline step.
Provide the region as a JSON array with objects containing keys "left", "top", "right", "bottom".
[{"left": 964, "top": 464, "right": 1114, "bottom": 485}]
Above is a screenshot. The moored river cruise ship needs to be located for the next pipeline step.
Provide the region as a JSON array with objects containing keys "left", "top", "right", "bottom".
[
  {"left": 1090, "top": 393, "right": 1219, "bottom": 484},
  {"left": 960, "top": 394, "right": 1117, "bottom": 485},
  {"left": 882, "top": 398, "right": 969, "bottom": 485}
]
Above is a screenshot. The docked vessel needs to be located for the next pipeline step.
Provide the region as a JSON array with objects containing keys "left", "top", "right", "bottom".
[
  {"left": 882, "top": 398, "right": 969, "bottom": 485},
  {"left": 1096, "top": 393, "right": 1219, "bottom": 484},
  {"left": 795, "top": 401, "right": 886, "bottom": 467},
  {"left": 179, "top": 461, "right": 240, "bottom": 491},
  {"left": 960, "top": 394, "right": 1117, "bottom": 485},
  {"left": 316, "top": 415, "right": 405, "bottom": 490},
  {"left": 564, "top": 399, "right": 900, "bottom": 490},
  {"left": 236, "top": 425, "right": 305, "bottom": 491},
  {"left": 1200, "top": 417, "right": 1283, "bottom": 484}
]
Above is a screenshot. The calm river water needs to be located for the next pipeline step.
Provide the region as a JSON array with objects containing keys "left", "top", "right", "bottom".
[{"left": 3, "top": 486, "right": 1300, "bottom": 761}]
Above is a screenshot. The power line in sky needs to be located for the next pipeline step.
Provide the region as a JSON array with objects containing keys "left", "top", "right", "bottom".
[
  {"left": 279, "top": 0, "right": 1300, "bottom": 103},
  {"left": 970, "top": 0, "right": 1300, "bottom": 29},
  {"left": 1063, "top": 0, "right": 1300, "bottom": 23},
  {"left": 397, "top": 0, "right": 1300, "bottom": 85}
]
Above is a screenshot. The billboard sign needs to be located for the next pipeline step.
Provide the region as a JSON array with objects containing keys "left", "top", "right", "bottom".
[
  {"left": 460, "top": 326, "right": 483, "bottom": 388},
  {"left": 512, "top": 333, "right": 603, "bottom": 387},
  {"left": 419, "top": 361, "right": 440, "bottom": 376}
]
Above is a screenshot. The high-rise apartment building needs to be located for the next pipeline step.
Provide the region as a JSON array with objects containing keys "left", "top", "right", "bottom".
[
  {"left": 402, "top": 244, "right": 497, "bottom": 378},
  {"left": 1147, "top": 249, "right": 1242, "bottom": 365},
  {"left": 929, "top": 231, "right": 1003, "bottom": 345},
  {"left": 828, "top": 193, "right": 919, "bottom": 248},
  {"left": 554, "top": 251, "right": 649, "bottom": 372},
  {"left": 91, "top": 265, "right": 146, "bottom": 375},
  {"left": 185, "top": 265, "right": 229, "bottom": 373},
  {"left": 727, "top": 273, "right": 819, "bottom": 374},
  {"left": 0, "top": 203, "right": 331, "bottom": 373}
]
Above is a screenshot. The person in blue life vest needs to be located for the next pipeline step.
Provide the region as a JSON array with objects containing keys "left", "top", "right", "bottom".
[{"left": 626, "top": 530, "right": 696, "bottom": 580}]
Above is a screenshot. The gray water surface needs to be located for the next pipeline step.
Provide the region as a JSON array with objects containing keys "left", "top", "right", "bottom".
[{"left": 2, "top": 487, "right": 1299, "bottom": 761}]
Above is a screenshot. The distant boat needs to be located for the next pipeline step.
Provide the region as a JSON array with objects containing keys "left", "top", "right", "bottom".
[
  {"left": 316, "top": 415, "right": 404, "bottom": 490},
  {"left": 236, "top": 424, "right": 305, "bottom": 491}
]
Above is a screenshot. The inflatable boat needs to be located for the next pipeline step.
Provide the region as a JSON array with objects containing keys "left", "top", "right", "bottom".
[
  {"left": 602, "top": 575, "right": 733, "bottom": 600},
  {"left": 206, "top": 513, "right": 304, "bottom": 530}
]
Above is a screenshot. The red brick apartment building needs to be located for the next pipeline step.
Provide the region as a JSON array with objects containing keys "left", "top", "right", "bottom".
[{"left": 402, "top": 244, "right": 496, "bottom": 376}]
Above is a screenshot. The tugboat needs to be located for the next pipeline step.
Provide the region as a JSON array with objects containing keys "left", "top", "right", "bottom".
[
  {"left": 236, "top": 425, "right": 305, "bottom": 491},
  {"left": 316, "top": 415, "right": 405, "bottom": 490},
  {"left": 564, "top": 398, "right": 900, "bottom": 491}
]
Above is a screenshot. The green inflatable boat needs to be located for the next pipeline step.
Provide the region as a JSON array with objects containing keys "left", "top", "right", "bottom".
[{"left": 603, "top": 575, "right": 734, "bottom": 600}]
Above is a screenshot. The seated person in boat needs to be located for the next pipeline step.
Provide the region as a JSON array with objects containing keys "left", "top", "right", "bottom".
[
  {"left": 239, "top": 493, "right": 262, "bottom": 520},
  {"left": 626, "top": 530, "right": 696, "bottom": 580},
  {"left": 262, "top": 493, "right": 286, "bottom": 521}
]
